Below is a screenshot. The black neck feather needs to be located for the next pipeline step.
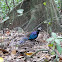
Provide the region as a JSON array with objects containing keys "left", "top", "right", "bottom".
[{"left": 37, "top": 30, "right": 40, "bottom": 35}]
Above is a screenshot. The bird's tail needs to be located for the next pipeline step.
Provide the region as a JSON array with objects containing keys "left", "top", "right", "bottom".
[{"left": 17, "top": 37, "right": 28, "bottom": 45}]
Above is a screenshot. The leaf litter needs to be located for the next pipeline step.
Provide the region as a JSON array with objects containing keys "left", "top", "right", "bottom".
[{"left": 0, "top": 29, "right": 60, "bottom": 62}]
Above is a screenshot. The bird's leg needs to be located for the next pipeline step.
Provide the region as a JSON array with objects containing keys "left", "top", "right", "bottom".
[{"left": 30, "top": 39, "right": 33, "bottom": 41}]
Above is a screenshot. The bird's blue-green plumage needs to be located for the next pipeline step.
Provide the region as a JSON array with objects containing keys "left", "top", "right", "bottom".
[
  {"left": 28, "top": 30, "right": 39, "bottom": 40},
  {"left": 18, "top": 27, "right": 42, "bottom": 44}
]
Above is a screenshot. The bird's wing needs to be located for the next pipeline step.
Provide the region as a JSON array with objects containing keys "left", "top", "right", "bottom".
[
  {"left": 29, "top": 31, "right": 37, "bottom": 39},
  {"left": 25, "top": 32, "right": 31, "bottom": 37},
  {"left": 31, "top": 31, "right": 37, "bottom": 35}
]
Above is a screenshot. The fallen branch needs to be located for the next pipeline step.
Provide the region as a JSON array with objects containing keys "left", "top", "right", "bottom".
[{"left": 30, "top": 49, "right": 49, "bottom": 58}]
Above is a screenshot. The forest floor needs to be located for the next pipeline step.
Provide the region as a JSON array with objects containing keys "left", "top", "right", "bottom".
[{"left": 0, "top": 29, "right": 59, "bottom": 62}]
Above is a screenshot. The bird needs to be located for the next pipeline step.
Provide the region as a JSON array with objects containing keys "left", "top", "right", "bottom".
[
  {"left": 26, "top": 27, "right": 42, "bottom": 41},
  {"left": 18, "top": 27, "right": 42, "bottom": 44}
]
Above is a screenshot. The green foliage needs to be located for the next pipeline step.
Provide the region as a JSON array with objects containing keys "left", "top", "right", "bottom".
[
  {"left": 2, "top": 17, "right": 9, "bottom": 23},
  {"left": 51, "top": 51, "right": 55, "bottom": 55},
  {"left": 48, "top": 43, "right": 53, "bottom": 47},
  {"left": 47, "top": 32, "right": 62, "bottom": 45},
  {"left": 47, "top": 32, "right": 62, "bottom": 61},
  {"left": 56, "top": 44, "right": 62, "bottom": 54},
  {"left": 48, "top": 22, "right": 51, "bottom": 25},
  {"left": 43, "top": 2, "right": 46, "bottom": 6},
  {"left": 54, "top": 0, "right": 61, "bottom": 9},
  {"left": 47, "top": 32, "right": 62, "bottom": 53},
  {"left": 0, "top": 0, "right": 23, "bottom": 17}
]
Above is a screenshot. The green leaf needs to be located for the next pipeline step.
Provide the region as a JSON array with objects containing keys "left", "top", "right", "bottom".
[
  {"left": 1, "top": 17, "right": 9, "bottom": 23},
  {"left": 43, "top": 2, "right": 46, "bottom": 5},
  {"left": 51, "top": 51, "right": 55, "bottom": 55},
  {"left": 46, "top": 37, "right": 54, "bottom": 42},
  {"left": 52, "top": 45, "right": 55, "bottom": 50},
  {"left": 55, "top": 39, "right": 60, "bottom": 45},
  {"left": 17, "top": 0, "right": 19, "bottom": 3},
  {"left": 17, "top": 9, "right": 24, "bottom": 14},
  {"left": 48, "top": 43, "right": 53, "bottom": 47},
  {"left": 51, "top": 32, "right": 57, "bottom": 38},
  {"left": 57, "top": 36, "right": 62, "bottom": 39},
  {"left": 57, "top": 6, "right": 60, "bottom": 8},
  {"left": 51, "top": 41, "right": 54, "bottom": 44},
  {"left": 48, "top": 22, "right": 51, "bottom": 25},
  {"left": 58, "top": 0, "right": 61, "bottom": 3},
  {"left": 56, "top": 44, "right": 62, "bottom": 54}
]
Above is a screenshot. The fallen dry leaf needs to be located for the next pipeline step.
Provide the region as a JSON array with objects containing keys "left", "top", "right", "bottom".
[
  {"left": 0, "top": 48, "right": 9, "bottom": 54},
  {"left": 11, "top": 49, "right": 16, "bottom": 55}
]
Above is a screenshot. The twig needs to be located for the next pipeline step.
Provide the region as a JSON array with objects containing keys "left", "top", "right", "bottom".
[
  {"left": 30, "top": 49, "right": 49, "bottom": 58},
  {"left": 13, "top": 0, "right": 15, "bottom": 7},
  {"left": 5, "top": 0, "right": 10, "bottom": 12}
]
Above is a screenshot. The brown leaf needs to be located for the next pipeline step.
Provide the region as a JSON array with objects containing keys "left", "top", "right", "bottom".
[
  {"left": 11, "top": 50, "right": 16, "bottom": 55},
  {"left": 0, "top": 48, "right": 9, "bottom": 54},
  {"left": 59, "top": 56, "right": 62, "bottom": 62}
]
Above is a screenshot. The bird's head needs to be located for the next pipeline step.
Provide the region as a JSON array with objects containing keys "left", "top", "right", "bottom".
[
  {"left": 37, "top": 27, "right": 42, "bottom": 32},
  {"left": 37, "top": 27, "right": 42, "bottom": 34}
]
